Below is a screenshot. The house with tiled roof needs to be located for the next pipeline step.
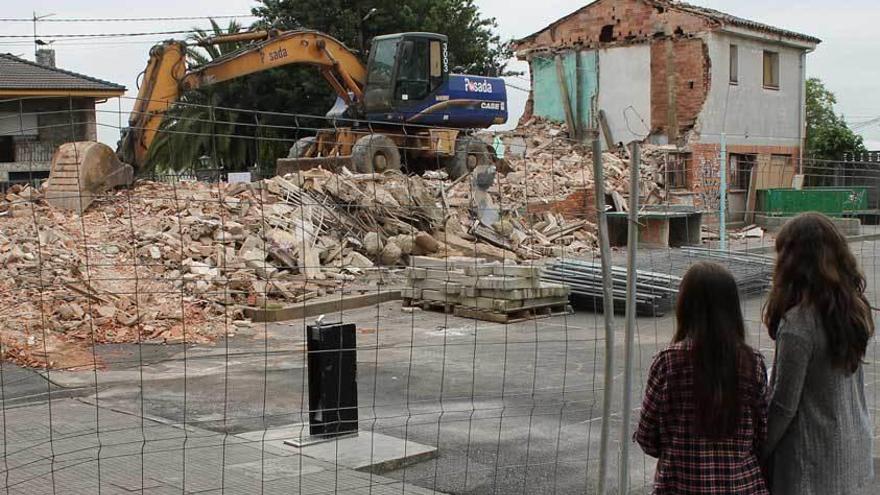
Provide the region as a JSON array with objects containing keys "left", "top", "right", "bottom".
[
  {"left": 513, "top": 0, "right": 820, "bottom": 221},
  {"left": 0, "top": 50, "right": 125, "bottom": 188}
]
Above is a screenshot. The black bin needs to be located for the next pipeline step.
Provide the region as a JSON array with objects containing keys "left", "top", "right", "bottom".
[{"left": 306, "top": 321, "right": 358, "bottom": 438}]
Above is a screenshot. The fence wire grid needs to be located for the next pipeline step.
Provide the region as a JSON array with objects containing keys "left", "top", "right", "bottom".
[{"left": 0, "top": 95, "right": 878, "bottom": 495}]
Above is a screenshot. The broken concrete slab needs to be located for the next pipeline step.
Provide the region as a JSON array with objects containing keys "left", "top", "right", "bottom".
[{"left": 281, "top": 430, "right": 437, "bottom": 474}]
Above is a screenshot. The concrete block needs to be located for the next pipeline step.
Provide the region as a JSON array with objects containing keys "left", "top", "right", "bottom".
[
  {"left": 405, "top": 267, "right": 427, "bottom": 280},
  {"left": 462, "top": 286, "right": 569, "bottom": 300},
  {"left": 298, "top": 431, "right": 436, "bottom": 474},
  {"left": 402, "top": 288, "right": 422, "bottom": 300},
  {"left": 410, "top": 256, "right": 486, "bottom": 270},
  {"left": 243, "top": 291, "right": 402, "bottom": 322},
  {"left": 419, "top": 289, "right": 459, "bottom": 304},
  {"left": 492, "top": 265, "right": 542, "bottom": 278},
  {"left": 474, "top": 276, "right": 541, "bottom": 290},
  {"left": 462, "top": 265, "right": 495, "bottom": 277},
  {"left": 461, "top": 296, "right": 570, "bottom": 312},
  {"left": 411, "top": 278, "right": 462, "bottom": 294},
  {"left": 420, "top": 269, "right": 469, "bottom": 283},
  {"left": 260, "top": 428, "right": 437, "bottom": 474},
  {"left": 409, "top": 256, "right": 447, "bottom": 268}
]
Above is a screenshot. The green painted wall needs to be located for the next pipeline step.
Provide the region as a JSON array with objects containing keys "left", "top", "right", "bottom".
[{"left": 530, "top": 50, "right": 598, "bottom": 131}]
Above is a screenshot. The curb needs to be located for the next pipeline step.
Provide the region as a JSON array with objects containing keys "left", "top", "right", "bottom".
[{"left": 243, "top": 290, "right": 402, "bottom": 322}]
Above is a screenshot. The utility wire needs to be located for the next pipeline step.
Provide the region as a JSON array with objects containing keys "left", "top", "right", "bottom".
[
  {"left": 0, "top": 14, "right": 255, "bottom": 22},
  {"left": 0, "top": 39, "right": 176, "bottom": 47},
  {"left": 0, "top": 30, "right": 203, "bottom": 39},
  {"left": 505, "top": 82, "right": 531, "bottom": 93}
]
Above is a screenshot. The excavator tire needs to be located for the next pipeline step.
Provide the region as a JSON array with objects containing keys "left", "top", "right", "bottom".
[
  {"left": 288, "top": 136, "right": 317, "bottom": 158},
  {"left": 445, "top": 136, "right": 494, "bottom": 180},
  {"left": 44, "top": 141, "right": 134, "bottom": 213},
  {"left": 351, "top": 134, "right": 401, "bottom": 174}
]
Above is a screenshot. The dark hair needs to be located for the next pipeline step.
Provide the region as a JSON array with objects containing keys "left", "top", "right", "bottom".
[
  {"left": 675, "top": 261, "right": 753, "bottom": 438},
  {"left": 763, "top": 212, "right": 874, "bottom": 373}
]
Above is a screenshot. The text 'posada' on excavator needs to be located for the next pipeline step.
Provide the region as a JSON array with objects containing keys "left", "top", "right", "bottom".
[{"left": 46, "top": 28, "right": 509, "bottom": 212}]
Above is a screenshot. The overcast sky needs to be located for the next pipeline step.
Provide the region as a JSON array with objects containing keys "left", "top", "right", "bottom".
[{"left": 4, "top": 0, "right": 879, "bottom": 149}]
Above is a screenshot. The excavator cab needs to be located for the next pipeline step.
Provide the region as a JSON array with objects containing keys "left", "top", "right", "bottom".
[
  {"left": 363, "top": 33, "right": 448, "bottom": 117},
  {"left": 363, "top": 32, "right": 506, "bottom": 128}
]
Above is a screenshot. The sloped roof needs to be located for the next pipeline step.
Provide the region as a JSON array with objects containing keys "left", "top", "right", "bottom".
[
  {"left": 0, "top": 53, "right": 125, "bottom": 94},
  {"left": 673, "top": 1, "right": 820, "bottom": 44},
  {"left": 517, "top": 0, "right": 820, "bottom": 46}
]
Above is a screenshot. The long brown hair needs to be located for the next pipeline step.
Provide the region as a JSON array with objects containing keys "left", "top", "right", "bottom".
[
  {"left": 675, "top": 261, "right": 753, "bottom": 438},
  {"left": 764, "top": 212, "right": 874, "bottom": 373}
]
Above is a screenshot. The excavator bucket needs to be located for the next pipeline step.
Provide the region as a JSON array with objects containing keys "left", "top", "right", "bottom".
[{"left": 44, "top": 141, "right": 134, "bottom": 213}]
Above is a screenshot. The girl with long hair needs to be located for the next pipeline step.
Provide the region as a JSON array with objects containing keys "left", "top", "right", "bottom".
[
  {"left": 762, "top": 212, "right": 875, "bottom": 494},
  {"left": 636, "top": 261, "right": 769, "bottom": 494}
]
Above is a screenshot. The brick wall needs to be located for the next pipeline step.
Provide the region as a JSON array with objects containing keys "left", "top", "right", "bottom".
[
  {"left": 650, "top": 38, "right": 711, "bottom": 140},
  {"left": 515, "top": 0, "right": 712, "bottom": 52},
  {"left": 525, "top": 187, "right": 597, "bottom": 222},
  {"left": 516, "top": 0, "right": 715, "bottom": 142}
]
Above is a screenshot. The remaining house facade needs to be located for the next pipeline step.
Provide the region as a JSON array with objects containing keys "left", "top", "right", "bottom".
[
  {"left": 514, "top": 0, "right": 820, "bottom": 217},
  {"left": 0, "top": 51, "right": 125, "bottom": 188}
]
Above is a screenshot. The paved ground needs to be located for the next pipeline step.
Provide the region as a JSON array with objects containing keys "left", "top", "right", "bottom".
[
  {"left": 3, "top": 243, "right": 880, "bottom": 494},
  {"left": 0, "top": 396, "right": 440, "bottom": 494}
]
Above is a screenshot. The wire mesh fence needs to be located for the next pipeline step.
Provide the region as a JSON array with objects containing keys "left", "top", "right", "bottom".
[{"left": 0, "top": 95, "right": 878, "bottom": 494}]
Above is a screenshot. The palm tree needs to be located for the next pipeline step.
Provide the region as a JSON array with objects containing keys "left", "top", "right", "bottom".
[{"left": 146, "top": 20, "right": 262, "bottom": 174}]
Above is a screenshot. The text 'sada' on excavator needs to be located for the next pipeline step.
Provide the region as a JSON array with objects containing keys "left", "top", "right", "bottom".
[{"left": 45, "top": 29, "right": 509, "bottom": 212}]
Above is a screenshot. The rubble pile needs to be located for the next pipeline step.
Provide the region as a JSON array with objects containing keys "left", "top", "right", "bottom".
[
  {"left": 492, "top": 118, "right": 667, "bottom": 205},
  {"left": 440, "top": 119, "right": 669, "bottom": 256},
  {"left": 0, "top": 119, "right": 674, "bottom": 369},
  {"left": 0, "top": 170, "right": 542, "bottom": 368},
  {"left": 0, "top": 177, "right": 418, "bottom": 369}
]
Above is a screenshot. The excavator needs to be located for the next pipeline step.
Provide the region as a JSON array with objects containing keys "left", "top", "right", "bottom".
[{"left": 46, "top": 29, "right": 508, "bottom": 211}]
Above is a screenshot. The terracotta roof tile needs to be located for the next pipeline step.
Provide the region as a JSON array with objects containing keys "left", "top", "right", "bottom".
[{"left": 0, "top": 53, "right": 125, "bottom": 92}]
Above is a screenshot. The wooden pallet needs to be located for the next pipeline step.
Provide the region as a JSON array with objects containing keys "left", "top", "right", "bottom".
[
  {"left": 453, "top": 303, "right": 573, "bottom": 324},
  {"left": 402, "top": 298, "right": 456, "bottom": 314}
]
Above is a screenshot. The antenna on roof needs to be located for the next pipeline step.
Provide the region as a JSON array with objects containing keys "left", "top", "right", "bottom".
[{"left": 32, "top": 11, "right": 56, "bottom": 61}]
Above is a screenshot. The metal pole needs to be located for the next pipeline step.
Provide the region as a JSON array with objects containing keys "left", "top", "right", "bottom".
[
  {"left": 594, "top": 135, "right": 617, "bottom": 495},
  {"left": 31, "top": 12, "right": 54, "bottom": 61},
  {"left": 32, "top": 12, "right": 37, "bottom": 60},
  {"left": 618, "top": 141, "right": 640, "bottom": 494},
  {"left": 720, "top": 133, "right": 727, "bottom": 250}
]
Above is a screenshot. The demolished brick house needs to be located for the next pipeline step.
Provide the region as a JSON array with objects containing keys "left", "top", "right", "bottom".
[{"left": 513, "top": 0, "right": 820, "bottom": 221}]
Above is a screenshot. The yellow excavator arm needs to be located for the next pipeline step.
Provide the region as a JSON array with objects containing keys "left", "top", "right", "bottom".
[{"left": 120, "top": 30, "right": 367, "bottom": 168}]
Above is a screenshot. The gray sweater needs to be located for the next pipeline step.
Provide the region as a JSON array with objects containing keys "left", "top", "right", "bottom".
[{"left": 762, "top": 305, "right": 874, "bottom": 494}]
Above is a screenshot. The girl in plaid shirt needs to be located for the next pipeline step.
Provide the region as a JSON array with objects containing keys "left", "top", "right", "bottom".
[{"left": 636, "top": 262, "right": 770, "bottom": 494}]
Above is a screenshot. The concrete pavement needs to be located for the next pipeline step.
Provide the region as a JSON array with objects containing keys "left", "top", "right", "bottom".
[
  {"left": 2, "top": 243, "right": 880, "bottom": 494},
  {"left": 0, "top": 396, "right": 441, "bottom": 494}
]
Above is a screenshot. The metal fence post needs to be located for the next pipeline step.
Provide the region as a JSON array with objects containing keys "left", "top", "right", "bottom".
[
  {"left": 618, "top": 141, "right": 640, "bottom": 494},
  {"left": 720, "top": 133, "right": 727, "bottom": 250},
  {"left": 594, "top": 135, "right": 617, "bottom": 495}
]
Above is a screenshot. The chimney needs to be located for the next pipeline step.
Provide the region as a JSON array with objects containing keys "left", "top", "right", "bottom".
[{"left": 35, "top": 48, "right": 55, "bottom": 68}]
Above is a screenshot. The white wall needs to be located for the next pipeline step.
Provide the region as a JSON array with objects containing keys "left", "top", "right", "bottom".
[
  {"left": 698, "top": 31, "right": 806, "bottom": 148},
  {"left": 598, "top": 45, "right": 652, "bottom": 147}
]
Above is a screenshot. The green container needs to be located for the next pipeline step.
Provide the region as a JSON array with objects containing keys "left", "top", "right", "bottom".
[{"left": 757, "top": 187, "right": 868, "bottom": 217}]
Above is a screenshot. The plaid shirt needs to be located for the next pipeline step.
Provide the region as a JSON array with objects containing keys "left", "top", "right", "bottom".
[{"left": 635, "top": 341, "right": 770, "bottom": 494}]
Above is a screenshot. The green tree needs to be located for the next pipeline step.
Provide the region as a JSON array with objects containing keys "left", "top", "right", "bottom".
[
  {"left": 248, "top": 0, "right": 513, "bottom": 128},
  {"left": 252, "top": 0, "right": 512, "bottom": 76},
  {"left": 147, "top": 20, "right": 320, "bottom": 173},
  {"left": 806, "top": 77, "right": 866, "bottom": 159}
]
